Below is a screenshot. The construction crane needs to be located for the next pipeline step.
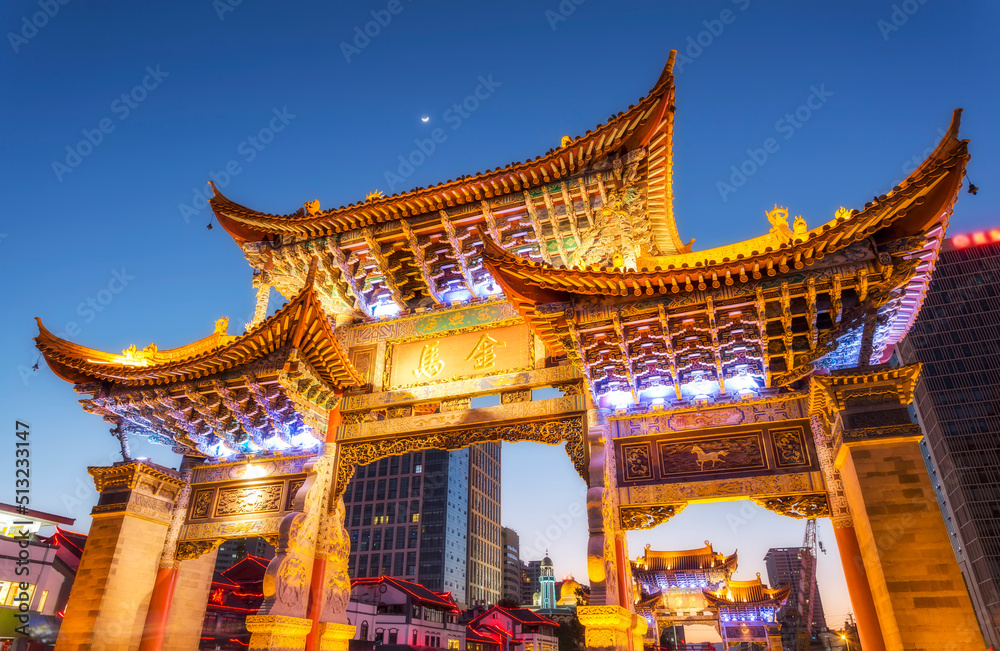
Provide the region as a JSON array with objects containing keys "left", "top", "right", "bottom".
[{"left": 794, "top": 519, "right": 820, "bottom": 651}]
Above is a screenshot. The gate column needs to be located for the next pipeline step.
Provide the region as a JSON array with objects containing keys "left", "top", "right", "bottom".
[
  {"left": 55, "top": 462, "right": 186, "bottom": 651},
  {"left": 813, "top": 365, "right": 984, "bottom": 650},
  {"left": 577, "top": 408, "right": 646, "bottom": 651}
]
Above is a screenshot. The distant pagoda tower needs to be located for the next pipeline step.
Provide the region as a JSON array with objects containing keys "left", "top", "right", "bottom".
[{"left": 537, "top": 553, "right": 557, "bottom": 610}]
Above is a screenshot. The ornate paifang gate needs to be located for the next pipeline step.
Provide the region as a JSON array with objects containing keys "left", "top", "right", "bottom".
[{"left": 37, "top": 51, "right": 983, "bottom": 651}]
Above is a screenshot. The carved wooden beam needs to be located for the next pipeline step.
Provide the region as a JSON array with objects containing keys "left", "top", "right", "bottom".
[
  {"left": 596, "top": 176, "right": 609, "bottom": 207},
  {"left": 522, "top": 191, "right": 553, "bottom": 264},
  {"left": 541, "top": 187, "right": 570, "bottom": 265},
  {"left": 559, "top": 182, "right": 583, "bottom": 247},
  {"left": 481, "top": 200, "right": 501, "bottom": 243},
  {"left": 329, "top": 237, "right": 372, "bottom": 317},
  {"left": 577, "top": 179, "right": 595, "bottom": 229},
  {"left": 831, "top": 274, "right": 843, "bottom": 326},
  {"left": 706, "top": 296, "right": 725, "bottom": 393},
  {"left": 440, "top": 211, "right": 479, "bottom": 298},
  {"left": 612, "top": 314, "right": 638, "bottom": 405},
  {"left": 400, "top": 219, "right": 441, "bottom": 304},
  {"left": 361, "top": 228, "right": 406, "bottom": 311},
  {"left": 807, "top": 277, "right": 818, "bottom": 350},
  {"left": 656, "top": 304, "right": 682, "bottom": 399}
]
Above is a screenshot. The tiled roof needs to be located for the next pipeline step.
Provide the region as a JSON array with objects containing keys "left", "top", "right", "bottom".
[
  {"left": 481, "top": 110, "right": 969, "bottom": 301},
  {"left": 351, "top": 575, "right": 460, "bottom": 611},
  {"left": 35, "top": 265, "right": 361, "bottom": 389},
  {"left": 633, "top": 542, "right": 737, "bottom": 572},
  {"left": 210, "top": 52, "right": 679, "bottom": 247},
  {"left": 703, "top": 576, "right": 790, "bottom": 606}
]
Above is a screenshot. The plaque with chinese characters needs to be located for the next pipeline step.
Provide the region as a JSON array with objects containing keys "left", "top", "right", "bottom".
[{"left": 386, "top": 324, "right": 533, "bottom": 390}]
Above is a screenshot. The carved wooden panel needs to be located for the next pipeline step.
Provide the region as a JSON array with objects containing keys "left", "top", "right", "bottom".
[
  {"left": 215, "top": 483, "right": 283, "bottom": 517},
  {"left": 613, "top": 418, "right": 817, "bottom": 487},
  {"left": 348, "top": 345, "right": 377, "bottom": 385}
]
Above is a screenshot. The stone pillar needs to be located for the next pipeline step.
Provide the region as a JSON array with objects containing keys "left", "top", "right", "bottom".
[
  {"left": 577, "top": 408, "right": 638, "bottom": 651},
  {"left": 813, "top": 365, "right": 985, "bottom": 650},
  {"left": 161, "top": 548, "right": 219, "bottom": 650},
  {"left": 55, "top": 462, "right": 185, "bottom": 651}
]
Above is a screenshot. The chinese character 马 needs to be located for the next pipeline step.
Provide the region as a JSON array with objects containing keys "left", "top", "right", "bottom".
[{"left": 413, "top": 341, "right": 445, "bottom": 378}]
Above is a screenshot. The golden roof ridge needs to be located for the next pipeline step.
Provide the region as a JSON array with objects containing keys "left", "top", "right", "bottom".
[
  {"left": 35, "top": 270, "right": 362, "bottom": 388},
  {"left": 209, "top": 52, "right": 679, "bottom": 243}
]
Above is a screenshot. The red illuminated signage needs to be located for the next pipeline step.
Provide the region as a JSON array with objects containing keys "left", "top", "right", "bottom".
[{"left": 952, "top": 229, "right": 1000, "bottom": 248}]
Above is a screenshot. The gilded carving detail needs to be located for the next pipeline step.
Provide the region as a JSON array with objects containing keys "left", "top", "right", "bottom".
[
  {"left": 622, "top": 471, "right": 822, "bottom": 505},
  {"left": 621, "top": 443, "right": 652, "bottom": 482},
  {"left": 620, "top": 504, "right": 686, "bottom": 530},
  {"left": 772, "top": 426, "right": 809, "bottom": 468},
  {"left": 176, "top": 538, "right": 225, "bottom": 560},
  {"left": 189, "top": 488, "right": 214, "bottom": 520},
  {"left": 340, "top": 395, "right": 584, "bottom": 440},
  {"left": 751, "top": 493, "right": 831, "bottom": 519},
  {"left": 340, "top": 364, "right": 581, "bottom": 411},
  {"left": 318, "top": 498, "right": 352, "bottom": 625},
  {"left": 500, "top": 389, "right": 532, "bottom": 404},
  {"left": 385, "top": 323, "right": 533, "bottom": 390},
  {"left": 215, "top": 484, "right": 284, "bottom": 517},
  {"left": 336, "top": 415, "right": 587, "bottom": 496},
  {"left": 658, "top": 435, "right": 764, "bottom": 476}
]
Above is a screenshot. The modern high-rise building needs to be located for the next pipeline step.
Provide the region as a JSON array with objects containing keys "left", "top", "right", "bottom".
[
  {"left": 896, "top": 229, "right": 1000, "bottom": 647},
  {"left": 764, "top": 546, "right": 827, "bottom": 646},
  {"left": 343, "top": 444, "right": 502, "bottom": 608},
  {"left": 466, "top": 443, "right": 503, "bottom": 607},
  {"left": 521, "top": 559, "right": 542, "bottom": 605},
  {"left": 214, "top": 537, "right": 275, "bottom": 572},
  {"left": 501, "top": 527, "right": 521, "bottom": 603}
]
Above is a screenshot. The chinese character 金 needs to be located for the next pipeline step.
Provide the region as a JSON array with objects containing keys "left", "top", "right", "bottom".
[
  {"left": 465, "top": 333, "right": 506, "bottom": 370},
  {"left": 413, "top": 341, "right": 445, "bottom": 378}
]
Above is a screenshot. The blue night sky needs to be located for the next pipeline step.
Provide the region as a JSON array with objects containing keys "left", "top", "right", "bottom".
[{"left": 2, "top": 0, "right": 997, "bottom": 636}]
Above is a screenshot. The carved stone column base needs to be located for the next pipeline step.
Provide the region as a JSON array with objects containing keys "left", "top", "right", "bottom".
[
  {"left": 317, "top": 622, "right": 356, "bottom": 651},
  {"left": 577, "top": 605, "right": 634, "bottom": 651},
  {"left": 246, "top": 615, "right": 313, "bottom": 651}
]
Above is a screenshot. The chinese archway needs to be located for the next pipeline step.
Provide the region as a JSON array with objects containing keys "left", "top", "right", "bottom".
[{"left": 36, "top": 50, "right": 983, "bottom": 651}]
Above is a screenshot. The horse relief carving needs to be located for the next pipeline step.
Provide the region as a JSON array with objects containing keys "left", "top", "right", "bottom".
[{"left": 691, "top": 445, "right": 728, "bottom": 471}]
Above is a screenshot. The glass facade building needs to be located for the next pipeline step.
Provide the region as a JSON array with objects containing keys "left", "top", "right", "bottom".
[
  {"left": 344, "top": 443, "right": 501, "bottom": 608},
  {"left": 896, "top": 235, "right": 1000, "bottom": 647}
]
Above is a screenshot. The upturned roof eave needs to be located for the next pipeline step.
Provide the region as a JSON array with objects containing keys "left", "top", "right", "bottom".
[
  {"left": 480, "top": 118, "right": 969, "bottom": 299},
  {"left": 208, "top": 53, "right": 679, "bottom": 243},
  {"left": 34, "top": 272, "right": 362, "bottom": 389}
]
